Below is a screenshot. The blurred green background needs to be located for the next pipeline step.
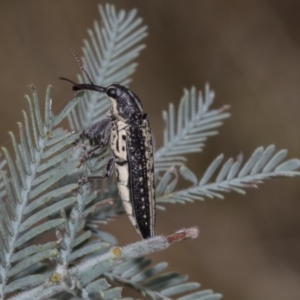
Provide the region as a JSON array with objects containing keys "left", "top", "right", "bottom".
[{"left": 1, "top": 1, "right": 300, "bottom": 299}]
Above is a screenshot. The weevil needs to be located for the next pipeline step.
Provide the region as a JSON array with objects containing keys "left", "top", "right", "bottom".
[{"left": 60, "top": 69, "right": 155, "bottom": 239}]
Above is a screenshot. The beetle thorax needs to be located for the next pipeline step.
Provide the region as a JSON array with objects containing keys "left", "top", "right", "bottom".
[{"left": 106, "top": 84, "right": 143, "bottom": 122}]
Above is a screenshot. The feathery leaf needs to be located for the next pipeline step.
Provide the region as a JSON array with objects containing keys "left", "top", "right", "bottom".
[
  {"left": 155, "top": 85, "right": 230, "bottom": 171},
  {"left": 157, "top": 145, "right": 300, "bottom": 205},
  {"left": 0, "top": 86, "right": 81, "bottom": 297},
  {"left": 68, "top": 4, "right": 147, "bottom": 131},
  {"left": 4, "top": 275, "right": 45, "bottom": 294},
  {"left": 105, "top": 257, "right": 221, "bottom": 300}
]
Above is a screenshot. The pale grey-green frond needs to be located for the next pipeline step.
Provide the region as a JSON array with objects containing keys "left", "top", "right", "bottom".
[
  {"left": 0, "top": 86, "right": 81, "bottom": 298},
  {"left": 100, "top": 287, "right": 122, "bottom": 299},
  {"left": 11, "top": 242, "right": 57, "bottom": 263},
  {"left": 8, "top": 249, "right": 58, "bottom": 277},
  {"left": 56, "top": 169, "right": 121, "bottom": 271},
  {"left": 155, "top": 85, "right": 230, "bottom": 171},
  {"left": 68, "top": 4, "right": 147, "bottom": 131},
  {"left": 157, "top": 145, "right": 300, "bottom": 205},
  {"left": 85, "top": 278, "right": 111, "bottom": 294},
  {"left": 105, "top": 257, "right": 221, "bottom": 300},
  {"left": 81, "top": 285, "right": 123, "bottom": 300},
  {"left": 84, "top": 177, "right": 121, "bottom": 226},
  {"left": 57, "top": 183, "right": 112, "bottom": 266},
  {"left": 4, "top": 275, "right": 45, "bottom": 294},
  {"left": 68, "top": 241, "right": 110, "bottom": 262},
  {"left": 79, "top": 257, "right": 115, "bottom": 287},
  {"left": 0, "top": 153, "right": 7, "bottom": 199},
  {"left": 83, "top": 179, "right": 122, "bottom": 245}
]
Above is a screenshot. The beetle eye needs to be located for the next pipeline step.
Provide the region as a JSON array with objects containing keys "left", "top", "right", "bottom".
[{"left": 106, "top": 87, "right": 117, "bottom": 98}]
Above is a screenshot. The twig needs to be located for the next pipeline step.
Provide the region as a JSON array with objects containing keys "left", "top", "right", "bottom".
[{"left": 8, "top": 227, "right": 199, "bottom": 300}]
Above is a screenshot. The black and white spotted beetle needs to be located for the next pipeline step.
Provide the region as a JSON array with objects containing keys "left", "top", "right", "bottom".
[{"left": 60, "top": 68, "right": 155, "bottom": 239}]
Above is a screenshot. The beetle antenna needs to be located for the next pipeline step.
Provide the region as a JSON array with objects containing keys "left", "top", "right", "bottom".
[
  {"left": 71, "top": 49, "right": 95, "bottom": 85},
  {"left": 59, "top": 77, "right": 78, "bottom": 85}
]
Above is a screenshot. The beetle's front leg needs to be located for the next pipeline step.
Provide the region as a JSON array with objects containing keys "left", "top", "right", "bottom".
[
  {"left": 78, "top": 157, "right": 115, "bottom": 185},
  {"left": 78, "top": 118, "right": 112, "bottom": 166},
  {"left": 84, "top": 117, "right": 112, "bottom": 146}
]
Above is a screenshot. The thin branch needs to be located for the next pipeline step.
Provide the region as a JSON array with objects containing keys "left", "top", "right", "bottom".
[{"left": 8, "top": 227, "right": 199, "bottom": 300}]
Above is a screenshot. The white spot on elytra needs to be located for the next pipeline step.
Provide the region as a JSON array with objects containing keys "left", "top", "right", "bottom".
[
  {"left": 142, "top": 198, "right": 145, "bottom": 201},
  {"left": 143, "top": 214, "right": 146, "bottom": 218},
  {"left": 142, "top": 206, "right": 145, "bottom": 209}
]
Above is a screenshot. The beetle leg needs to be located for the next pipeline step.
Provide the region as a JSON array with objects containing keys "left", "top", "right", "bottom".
[
  {"left": 87, "top": 157, "right": 115, "bottom": 180},
  {"left": 77, "top": 118, "right": 113, "bottom": 166},
  {"left": 74, "top": 117, "right": 112, "bottom": 146},
  {"left": 79, "top": 135, "right": 110, "bottom": 167},
  {"left": 77, "top": 157, "right": 115, "bottom": 186},
  {"left": 78, "top": 144, "right": 104, "bottom": 167},
  {"left": 83, "top": 117, "right": 112, "bottom": 146}
]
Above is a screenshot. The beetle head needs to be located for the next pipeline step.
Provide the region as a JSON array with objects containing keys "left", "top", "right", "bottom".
[
  {"left": 106, "top": 83, "right": 143, "bottom": 121},
  {"left": 60, "top": 77, "right": 143, "bottom": 122}
]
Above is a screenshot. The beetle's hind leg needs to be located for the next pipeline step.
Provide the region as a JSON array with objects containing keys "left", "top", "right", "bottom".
[
  {"left": 78, "top": 144, "right": 103, "bottom": 167},
  {"left": 87, "top": 157, "right": 115, "bottom": 180}
]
